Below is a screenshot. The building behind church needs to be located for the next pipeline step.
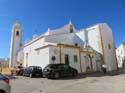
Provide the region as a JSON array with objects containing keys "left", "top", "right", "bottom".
[
  {"left": 9, "top": 21, "right": 118, "bottom": 73},
  {"left": 0, "top": 58, "right": 9, "bottom": 67},
  {"left": 116, "top": 42, "right": 125, "bottom": 68}
]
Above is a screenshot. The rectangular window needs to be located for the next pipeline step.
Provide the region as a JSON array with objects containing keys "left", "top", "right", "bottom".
[{"left": 74, "top": 55, "right": 78, "bottom": 62}]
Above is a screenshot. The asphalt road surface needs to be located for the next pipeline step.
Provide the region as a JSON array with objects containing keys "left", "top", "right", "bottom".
[{"left": 10, "top": 72, "right": 125, "bottom": 93}]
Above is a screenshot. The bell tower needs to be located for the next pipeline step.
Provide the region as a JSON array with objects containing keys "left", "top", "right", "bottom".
[{"left": 9, "top": 21, "right": 22, "bottom": 67}]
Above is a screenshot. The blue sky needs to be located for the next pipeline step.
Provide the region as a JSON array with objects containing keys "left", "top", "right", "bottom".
[{"left": 0, "top": 0, "right": 125, "bottom": 58}]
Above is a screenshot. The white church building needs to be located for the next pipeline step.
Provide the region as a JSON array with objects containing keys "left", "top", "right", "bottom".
[
  {"left": 9, "top": 21, "right": 117, "bottom": 73},
  {"left": 116, "top": 42, "right": 125, "bottom": 68}
]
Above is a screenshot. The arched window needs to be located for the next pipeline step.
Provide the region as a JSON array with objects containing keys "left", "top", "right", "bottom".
[
  {"left": 70, "top": 25, "right": 73, "bottom": 33},
  {"left": 16, "top": 31, "right": 19, "bottom": 36},
  {"left": 108, "top": 44, "right": 111, "bottom": 50}
]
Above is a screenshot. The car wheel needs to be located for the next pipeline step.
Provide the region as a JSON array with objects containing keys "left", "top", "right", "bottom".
[
  {"left": 0, "top": 90, "right": 5, "bottom": 93},
  {"left": 54, "top": 72, "right": 60, "bottom": 79},
  {"left": 29, "top": 74, "right": 33, "bottom": 78},
  {"left": 40, "top": 74, "right": 43, "bottom": 77},
  {"left": 47, "top": 76, "right": 51, "bottom": 79},
  {"left": 73, "top": 71, "right": 78, "bottom": 77}
]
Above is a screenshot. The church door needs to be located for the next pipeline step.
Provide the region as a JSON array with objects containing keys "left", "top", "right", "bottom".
[{"left": 85, "top": 55, "right": 93, "bottom": 72}]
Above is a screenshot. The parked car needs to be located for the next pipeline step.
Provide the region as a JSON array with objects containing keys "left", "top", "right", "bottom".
[
  {"left": 0, "top": 73, "right": 11, "bottom": 93},
  {"left": 23, "top": 66, "right": 42, "bottom": 78},
  {"left": 43, "top": 64, "right": 78, "bottom": 79}
]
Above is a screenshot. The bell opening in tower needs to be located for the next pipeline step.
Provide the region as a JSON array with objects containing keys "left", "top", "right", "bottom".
[{"left": 16, "top": 31, "right": 19, "bottom": 36}]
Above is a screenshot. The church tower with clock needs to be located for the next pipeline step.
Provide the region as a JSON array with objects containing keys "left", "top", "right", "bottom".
[{"left": 9, "top": 21, "right": 22, "bottom": 67}]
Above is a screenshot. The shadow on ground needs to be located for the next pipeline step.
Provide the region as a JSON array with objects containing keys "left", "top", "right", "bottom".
[
  {"left": 54, "top": 70, "right": 125, "bottom": 80},
  {"left": 6, "top": 74, "right": 18, "bottom": 80}
]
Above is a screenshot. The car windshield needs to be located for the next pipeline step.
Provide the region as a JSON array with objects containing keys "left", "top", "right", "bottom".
[
  {"left": 48, "top": 64, "right": 60, "bottom": 69},
  {"left": 34, "top": 66, "right": 42, "bottom": 70},
  {"left": 46, "top": 64, "right": 68, "bottom": 69}
]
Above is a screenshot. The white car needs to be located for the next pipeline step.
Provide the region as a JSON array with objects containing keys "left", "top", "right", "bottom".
[{"left": 0, "top": 73, "right": 11, "bottom": 93}]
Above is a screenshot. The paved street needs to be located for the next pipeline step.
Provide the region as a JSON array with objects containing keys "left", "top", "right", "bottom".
[{"left": 9, "top": 71, "right": 125, "bottom": 93}]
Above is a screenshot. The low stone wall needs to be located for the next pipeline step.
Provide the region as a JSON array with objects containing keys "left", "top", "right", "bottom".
[{"left": 0, "top": 67, "right": 14, "bottom": 74}]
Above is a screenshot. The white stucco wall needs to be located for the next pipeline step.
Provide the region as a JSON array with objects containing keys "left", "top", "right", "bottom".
[
  {"left": 35, "top": 47, "right": 50, "bottom": 69},
  {"left": 49, "top": 46, "right": 60, "bottom": 64},
  {"left": 23, "top": 46, "right": 49, "bottom": 69},
  {"left": 87, "top": 25, "right": 100, "bottom": 53},
  {"left": 80, "top": 53, "right": 87, "bottom": 72},
  {"left": 23, "top": 37, "right": 46, "bottom": 68},
  {"left": 60, "top": 47, "right": 81, "bottom": 73},
  {"left": 116, "top": 44, "right": 125, "bottom": 68},
  {"left": 100, "top": 23, "right": 117, "bottom": 71},
  {"left": 17, "top": 50, "right": 24, "bottom": 64},
  {"left": 48, "top": 46, "right": 81, "bottom": 73}
]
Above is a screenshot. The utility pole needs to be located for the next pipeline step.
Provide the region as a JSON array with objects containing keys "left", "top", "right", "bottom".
[{"left": 0, "top": 62, "right": 2, "bottom": 73}]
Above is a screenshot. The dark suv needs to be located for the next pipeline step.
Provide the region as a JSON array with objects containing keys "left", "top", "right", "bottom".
[
  {"left": 43, "top": 64, "right": 78, "bottom": 79},
  {"left": 23, "top": 66, "right": 42, "bottom": 78}
]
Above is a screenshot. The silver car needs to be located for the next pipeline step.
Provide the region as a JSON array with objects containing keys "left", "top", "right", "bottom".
[{"left": 0, "top": 73, "right": 11, "bottom": 93}]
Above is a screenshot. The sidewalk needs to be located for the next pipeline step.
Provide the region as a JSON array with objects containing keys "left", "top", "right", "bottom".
[{"left": 79, "top": 69, "right": 125, "bottom": 77}]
